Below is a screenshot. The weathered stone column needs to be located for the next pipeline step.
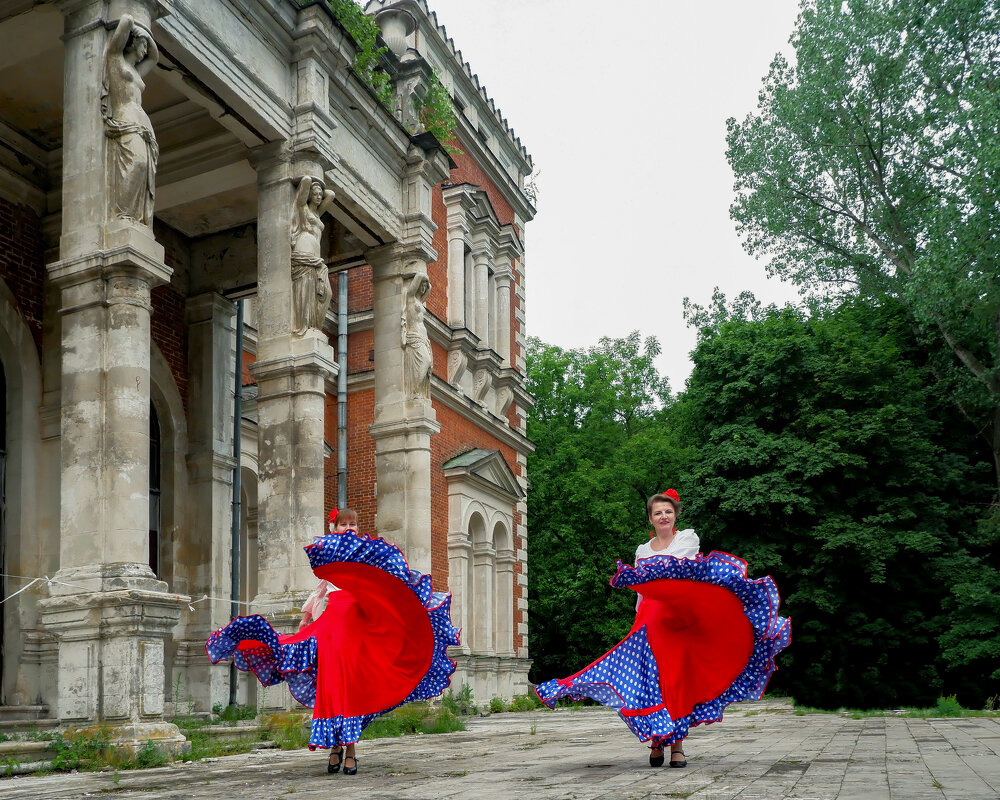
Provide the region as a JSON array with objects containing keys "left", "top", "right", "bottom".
[
  {"left": 174, "top": 292, "right": 237, "bottom": 712},
  {"left": 494, "top": 271, "right": 512, "bottom": 364},
  {"left": 472, "top": 542, "right": 495, "bottom": 655},
  {"left": 367, "top": 244, "right": 440, "bottom": 571},
  {"left": 40, "top": 1, "right": 187, "bottom": 745},
  {"left": 248, "top": 143, "right": 337, "bottom": 659}
]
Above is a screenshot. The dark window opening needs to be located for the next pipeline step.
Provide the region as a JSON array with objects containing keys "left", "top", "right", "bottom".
[{"left": 149, "top": 402, "right": 161, "bottom": 577}]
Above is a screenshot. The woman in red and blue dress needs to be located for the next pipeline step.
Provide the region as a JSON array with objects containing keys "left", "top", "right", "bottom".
[
  {"left": 206, "top": 509, "right": 459, "bottom": 776},
  {"left": 536, "top": 489, "right": 791, "bottom": 768}
]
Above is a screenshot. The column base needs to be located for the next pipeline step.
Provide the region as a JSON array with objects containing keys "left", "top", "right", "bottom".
[
  {"left": 447, "top": 654, "right": 534, "bottom": 707},
  {"left": 61, "top": 721, "right": 190, "bottom": 758},
  {"left": 39, "top": 586, "right": 189, "bottom": 725}
]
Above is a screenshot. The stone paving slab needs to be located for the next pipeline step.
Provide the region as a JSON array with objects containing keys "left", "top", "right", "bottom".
[{"left": 2, "top": 700, "right": 999, "bottom": 800}]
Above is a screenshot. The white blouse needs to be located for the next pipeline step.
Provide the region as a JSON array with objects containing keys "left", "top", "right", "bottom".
[
  {"left": 300, "top": 579, "right": 339, "bottom": 622},
  {"left": 633, "top": 528, "right": 700, "bottom": 609}
]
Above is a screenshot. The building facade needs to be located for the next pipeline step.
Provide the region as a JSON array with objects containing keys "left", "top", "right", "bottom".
[{"left": 0, "top": 0, "right": 534, "bottom": 743}]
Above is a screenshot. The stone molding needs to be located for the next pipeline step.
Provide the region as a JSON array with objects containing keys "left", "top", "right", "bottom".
[{"left": 48, "top": 242, "right": 172, "bottom": 299}]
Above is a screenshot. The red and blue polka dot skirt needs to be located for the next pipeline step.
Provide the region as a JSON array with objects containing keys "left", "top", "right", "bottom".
[
  {"left": 206, "top": 531, "right": 460, "bottom": 747},
  {"left": 536, "top": 551, "right": 791, "bottom": 746}
]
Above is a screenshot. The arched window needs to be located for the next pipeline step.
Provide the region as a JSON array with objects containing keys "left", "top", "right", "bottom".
[{"left": 148, "top": 402, "right": 161, "bottom": 577}]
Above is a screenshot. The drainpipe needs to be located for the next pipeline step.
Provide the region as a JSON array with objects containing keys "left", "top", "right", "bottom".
[
  {"left": 229, "top": 299, "right": 243, "bottom": 708},
  {"left": 337, "top": 271, "right": 348, "bottom": 508}
]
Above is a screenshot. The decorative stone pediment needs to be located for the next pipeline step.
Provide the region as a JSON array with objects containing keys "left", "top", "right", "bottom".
[{"left": 443, "top": 448, "right": 523, "bottom": 503}]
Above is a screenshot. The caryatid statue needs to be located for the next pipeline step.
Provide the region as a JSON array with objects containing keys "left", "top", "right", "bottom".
[
  {"left": 103, "top": 15, "right": 159, "bottom": 226},
  {"left": 290, "top": 175, "right": 335, "bottom": 335},
  {"left": 402, "top": 267, "right": 433, "bottom": 400}
]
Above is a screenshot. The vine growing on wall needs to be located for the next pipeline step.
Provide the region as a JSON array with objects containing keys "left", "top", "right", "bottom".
[
  {"left": 321, "top": 0, "right": 394, "bottom": 111},
  {"left": 415, "top": 70, "right": 461, "bottom": 155}
]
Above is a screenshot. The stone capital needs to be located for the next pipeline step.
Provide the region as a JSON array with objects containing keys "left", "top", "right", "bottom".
[
  {"left": 248, "top": 141, "right": 294, "bottom": 186},
  {"left": 186, "top": 291, "right": 236, "bottom": 326},
  {"left": 369, "top": 412, "right": 441, "bottom": 444},
  {"left": 48, "top": 240, "right": 171, "bottom": 295},
  {"left": 367, "top": 242, "right": 435, "bottom": 279},
  {"left": 447, "top": 532, "right": 473, "bottom": 554},
  {"left": 252, "top": 331, "right": 338, "bottom": 390}
]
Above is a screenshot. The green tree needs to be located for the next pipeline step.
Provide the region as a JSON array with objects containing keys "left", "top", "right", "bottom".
[
  {"left": 526, "top": 333, "right": 693, "bottom": 680},
  {"left": 680, "top": 296, "right": 996, "bottom": 708},
  {"left": 726, "top": 0, "right": 1000, "bottom": 489}
]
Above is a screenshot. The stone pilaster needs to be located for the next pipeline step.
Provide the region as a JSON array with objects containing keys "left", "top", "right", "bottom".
[
  {"left": 494, "top": 272, "right": 512, "bottom": 364},
  {"left": 470, "top": 242, "right": 492, "bottom": 347},
  {"left": 495, "top": 547, "right": 516, "bottom": 657},
  {"left": 175, "top": 292, "right": 237, "bottom": 712},
  {"left": 248, "top": 143, "right": 337, "bottom": 633},
  {"left": 446, "top": 532, "right": 472, "bottom": 655}
]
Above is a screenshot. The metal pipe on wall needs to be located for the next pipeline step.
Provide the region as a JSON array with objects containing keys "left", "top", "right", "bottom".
[
  {"left": 337, "top": 271, "right": 348, "bottom": 509},
  {"left": 228, "top": 298, "right": 243, "bottom": 708}
]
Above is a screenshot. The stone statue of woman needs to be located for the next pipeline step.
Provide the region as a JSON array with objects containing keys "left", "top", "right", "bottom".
[
  {"left": 103, "top": 15, "right": 159, "bottom": 226},
  {"left": 290, "top": 175, "right": 335, "bottom": 335},
  {"left": 402, "top": 268, "right": 432, "bottom": 399}
]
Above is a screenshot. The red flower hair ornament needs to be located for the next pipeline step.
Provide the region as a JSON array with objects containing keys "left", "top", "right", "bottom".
[{"left": 328, "top": 509, "right": 339, "bottom": 524}]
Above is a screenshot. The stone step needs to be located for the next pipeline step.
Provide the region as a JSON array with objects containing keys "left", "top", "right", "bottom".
[
  {"left": 0, "top": 717, "right": 59, "bottom": 730},
  {"left": 0, "top": 705, "right": 49, "bottom": 722},
  {"left": 0, "top": 739, "right": 57, "bottom": 760}
]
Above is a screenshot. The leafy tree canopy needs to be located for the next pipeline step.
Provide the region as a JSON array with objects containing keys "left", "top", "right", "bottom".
[
  {"left": 680, "top": 295, "right": 996, "bottom": 707},
  {"left": 726, "top": 0, "right": 1000, "bottom": 487}
]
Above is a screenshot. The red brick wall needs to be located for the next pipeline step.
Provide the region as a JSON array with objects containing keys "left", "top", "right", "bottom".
[
  {"left": 0, "top": 198, "right": 44, "bottom": 355},
  {"left": 324, "top": 391, "right": 338, "bottom": 516},
  {"left": 428, "top": 184, "right": 449, "bottom": 321},
  {"left": 151, "top": 284, "right": 188, "bottom": 411},
  {"left": 345, "top": 387, "right": 377, "bottom": 534},
  {"left": 347, "top": 328, "right": 374, "bottom": 373},
  {"left": 348, "top": 264, "right": 372, "bottom": 312},
  {"left": 449, "top": 143, "right": 515, "bottom": 227}
]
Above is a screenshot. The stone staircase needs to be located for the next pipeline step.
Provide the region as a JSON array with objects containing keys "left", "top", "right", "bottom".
[{"left": 0, "top": 705, "right": 58, "bottom": 730}]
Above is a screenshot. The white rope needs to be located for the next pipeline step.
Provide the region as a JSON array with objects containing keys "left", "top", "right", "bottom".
[{"left": 0, "top": 574, "right": 292, "bottom": 618}]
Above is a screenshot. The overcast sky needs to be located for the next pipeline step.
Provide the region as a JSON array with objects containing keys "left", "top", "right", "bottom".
[{"left": 425, "top": 0, "right": 805, "bottom": 392}]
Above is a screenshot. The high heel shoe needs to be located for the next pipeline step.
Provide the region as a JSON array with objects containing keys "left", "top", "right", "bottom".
[
  {"left": 669, "top": 749, "right": 687, "bottom": 768},
  {"left": 649, "top": 744, "right": 665, "bottom": 767},
  {"left": 327, "top": 747, "right": 343, "bottom": 774},
  {"left": 343, "top": 755, "right": 358, "bottom": 775}
]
